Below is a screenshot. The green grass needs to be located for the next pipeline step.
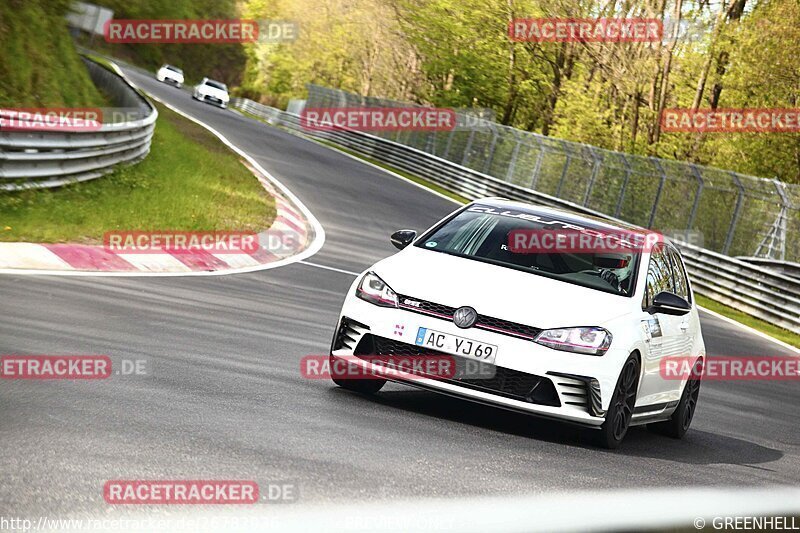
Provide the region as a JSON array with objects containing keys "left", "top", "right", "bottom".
[
  {"left": 83, "top": 53, "right": 115, "bottom": 73},
  {"left": 0, "top": 102, "right": 276, "bottom": 243},
  {"left": 0, "top": 0, "right": 107, "bottom": 107},
  {"left": 695, "top": 294, "right": 800, "bottom": 350}
]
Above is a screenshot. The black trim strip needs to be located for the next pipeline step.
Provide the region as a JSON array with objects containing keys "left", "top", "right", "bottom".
[
  {"left": 633, "top": 400, "right": 679, "bottom": 414},
  {"left": 375, "top": 374, "right": 601, "bottom": 430}
]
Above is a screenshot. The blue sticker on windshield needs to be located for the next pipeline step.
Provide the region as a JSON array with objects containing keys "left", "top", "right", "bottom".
[{"left": 425, "top": 241, "right": 437, "bottom": 248}]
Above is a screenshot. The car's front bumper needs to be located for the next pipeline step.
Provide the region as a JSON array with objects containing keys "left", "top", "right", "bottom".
[
  {"left": 330, "top": 295, "right": 631, "bottom": 428},
  {"left": 196, "top": 93, "right": 228, "bottom": 107}
]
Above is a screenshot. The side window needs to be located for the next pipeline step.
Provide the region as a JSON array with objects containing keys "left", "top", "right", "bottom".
[
  {"left": 666, "top": 246, "right": 691, "bottom": 303},
  {"left": 643, "top": 244, "right": 675, "bottom": 309}
]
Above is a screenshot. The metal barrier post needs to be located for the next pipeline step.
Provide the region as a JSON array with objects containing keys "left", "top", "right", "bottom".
[
  {"left": 482, "top": 126, "right": 499, "bottom": 175},
  {"left": 530, "top": 136, "right": 545, "bottom": 190},
  {"left": 443, "top": 128, "right": 456, "bottom": 160},
  {"left": 687, "top": 164, "right": 705, "bottom": 229},
  {"left": 723, "top": 172, "right": 745, "bottom": 255},
  {"left": 583, "top": 147, "right": 602, "bottom": 207},
  {"left": 648, "top": 157, "right": 667, "bottom": 228},
  {"left": 505, "top": 131, "right": 522, "bottom": 183},
  {"left": 614, "top": 155, "right": 632, "bottom": 218},
  {"left": 555, "top": 140, "right": 573, "bottom": 198},
  {"left": 461, "top": 130, "right": 476, "bottom": 167}
]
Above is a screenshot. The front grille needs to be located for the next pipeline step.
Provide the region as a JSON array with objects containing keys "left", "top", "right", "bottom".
[
  {"left": 398, "top": 297, "right": 457, "bottom": 319},
  {"left": 475, "top": 315, "right": 542, "bottom": 340},
  {"left": 355, "top": 334, "right": 560, "bottom": 407},
  {"left": 397, "top": 295, "right": 542, "bottom": 340}
]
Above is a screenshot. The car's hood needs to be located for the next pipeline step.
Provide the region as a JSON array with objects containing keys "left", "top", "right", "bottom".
[
  {"left": 197, "top": 85, "right": 228, "bottom": 99},
  {"left": 372, "top": 246, "right": 636, "bottom": 329},
  {"left": 161, "top": 70, "right": 183, "bottom": 81}
]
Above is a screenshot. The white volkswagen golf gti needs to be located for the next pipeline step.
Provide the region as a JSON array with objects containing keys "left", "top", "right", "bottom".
[
  {"left": 192, "top": 78, "right": 230, "bottom": 108},
  {"left": 155, "top": 64, "right": 184, "bottom": 87},
  {"left": 330, "top": 199, "right": 705, "bottom": 448}
]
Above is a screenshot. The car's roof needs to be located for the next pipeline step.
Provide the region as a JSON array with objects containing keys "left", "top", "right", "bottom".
[{"left": 472, "top": 197, "right": 668, "bottom": 244}]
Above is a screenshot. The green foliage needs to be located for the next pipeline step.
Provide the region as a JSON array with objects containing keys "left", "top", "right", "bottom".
[
  {"left": 237, "top": 0, "right": 800, "bottom": 184},
  {"left": 86, "top": 0, "right": 247, "bottom": 86},
  {"left": 3, "top": 0, "right": 798, "bottom": 183},
  {"left": 701, "top": 0, "right": 800, "bottom": 181},
  {"left": 0, "top": 0, "right": 106, "bottom": 106}
]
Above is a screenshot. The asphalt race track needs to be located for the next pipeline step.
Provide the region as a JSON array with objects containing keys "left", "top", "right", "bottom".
[{"left": 1, "top": 66, "right": 798, "bottom": 516}]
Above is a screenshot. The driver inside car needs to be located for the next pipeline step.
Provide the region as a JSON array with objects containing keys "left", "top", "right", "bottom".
[{"left": 595, "top": 253, "right": 634, "bottom": 294}]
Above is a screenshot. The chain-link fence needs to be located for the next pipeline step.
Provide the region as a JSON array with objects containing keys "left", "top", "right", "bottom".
[{"left": 305, "top": 84, "right": 799, "bottom": 264}]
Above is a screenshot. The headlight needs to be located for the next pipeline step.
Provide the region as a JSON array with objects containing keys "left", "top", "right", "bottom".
[
  {"left": 355, "top": 272, "right": 398, "bottom": 308},
  {"left": 534, "top": 327, "right": 612, "bottom": 356}
]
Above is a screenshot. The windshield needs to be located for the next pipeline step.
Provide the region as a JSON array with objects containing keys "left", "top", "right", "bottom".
[
  {"left": 416, "top": 205, "right": 640, "bottom": 296},
  {"left": 205, "top": 80, "right": 227, "bottom": 91},
  {"left": 165, "top": 65, "right": 182, "bottom": 74}
]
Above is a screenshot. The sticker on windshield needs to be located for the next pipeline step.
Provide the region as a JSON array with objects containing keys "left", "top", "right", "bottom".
[{"left": 425, "top": 241, "right": 438, "bottom": 248}]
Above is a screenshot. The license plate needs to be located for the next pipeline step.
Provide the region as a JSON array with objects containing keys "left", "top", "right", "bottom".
[{"left": 414, "top": 327, "right": 497, "bottom": 364}]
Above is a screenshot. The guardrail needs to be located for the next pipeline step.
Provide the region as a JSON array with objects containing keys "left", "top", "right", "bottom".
[
  {"left": 234, "top": 97, "right": 800, "bottom": 334},
  {"left": 0, "top": 58, "right": 157, "bottom": 191},
  {"left": 739, "top": 257, "right": 800, "bottom": 280},
  {"left": 305, "top": 84, "right": 800, "bottom": 265}
]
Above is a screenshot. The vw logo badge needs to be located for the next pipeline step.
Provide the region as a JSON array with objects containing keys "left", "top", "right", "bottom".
[{"left": 453, "top": 306, "right": 478, "bottom": 329}]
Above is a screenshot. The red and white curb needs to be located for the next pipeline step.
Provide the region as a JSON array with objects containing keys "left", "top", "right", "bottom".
[
  {"left": 0, "top": 59, "right": 325, "bottom": 277},
  {"left": 0, "top": 184, "right": 313, "bottom": 274}
]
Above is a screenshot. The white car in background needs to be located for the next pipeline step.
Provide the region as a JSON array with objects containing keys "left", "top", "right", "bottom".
[
  {"left": 329, "top": 198, "right": 705, "bottom": 448},
  {"left": 155, "top": 64, "right": 184, "bottom": 87},
  {"left": 192, "top": 78, "right": 230, "bottom": 109}
]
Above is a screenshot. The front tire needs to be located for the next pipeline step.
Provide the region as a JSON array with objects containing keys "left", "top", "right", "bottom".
[
  {"left": 329, "top": 355, "right": 386, "bottom": 394},
  {"left": 649, "top": 359, "right": 702, "bottom": 439},
  {"left": 595, "top": 354, "right": 640, "bottom": 449}
]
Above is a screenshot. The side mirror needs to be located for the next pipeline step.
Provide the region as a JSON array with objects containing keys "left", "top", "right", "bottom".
[
  {"left": 648, "top": 291, "right": 691, "bottom": 316},
  {"left": 390, "top": 229, "right": 417, "bottom": 250}
]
